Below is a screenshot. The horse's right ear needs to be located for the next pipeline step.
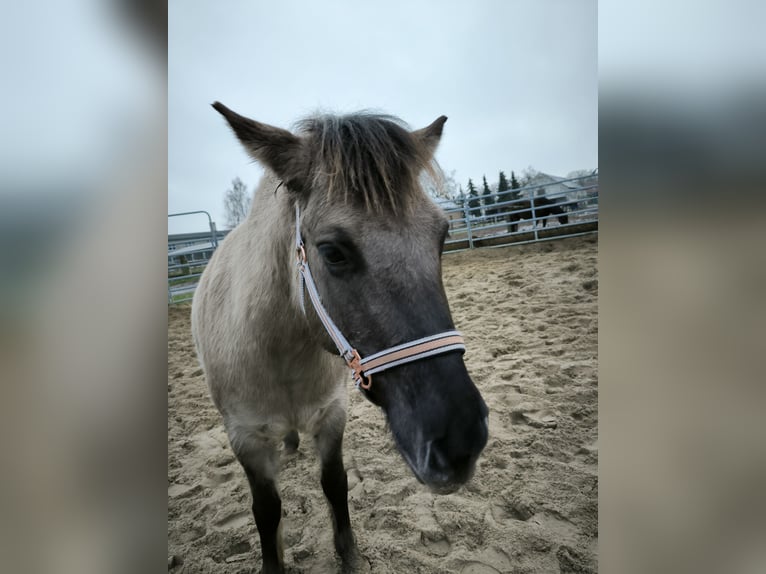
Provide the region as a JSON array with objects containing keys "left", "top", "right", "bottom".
[
  {"left": 412, "top": 115, "right": 448, "bottom": 160},
  {"left": 212, "top": 102, "right": 307, "bottom": 192}
]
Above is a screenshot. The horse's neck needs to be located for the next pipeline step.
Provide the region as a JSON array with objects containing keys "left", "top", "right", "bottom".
[{"left": 245, "top": 177, "right": 305, "bottom": 325}]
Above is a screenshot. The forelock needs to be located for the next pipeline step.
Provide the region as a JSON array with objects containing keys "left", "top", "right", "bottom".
[{"left": 295, "top": 112, "right": 438, "bottom": 214}]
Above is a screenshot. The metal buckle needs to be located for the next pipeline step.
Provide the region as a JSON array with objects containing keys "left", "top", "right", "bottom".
[
  {"left": 296, "top": 243, "right": 306, "bottom": 265},
  {"left": 348, "top": 349, "right": 372, "bottom": 390}
]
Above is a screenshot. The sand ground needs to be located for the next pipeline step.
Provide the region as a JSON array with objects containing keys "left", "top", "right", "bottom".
[{"left": 168, "top": 235, "right": 598, "bottom": 573}]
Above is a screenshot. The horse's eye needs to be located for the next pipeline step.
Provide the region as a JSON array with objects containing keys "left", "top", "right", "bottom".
[{"left": 318, "top": 244, "right": 347, "bottom": 266}]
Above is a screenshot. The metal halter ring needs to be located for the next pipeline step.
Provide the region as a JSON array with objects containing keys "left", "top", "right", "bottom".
[
  {"left": 348, "top": 349, "right": 372, "bottom": 390},
  {"left": 296, "top": 243, "right": 306, "bottom": 265}
]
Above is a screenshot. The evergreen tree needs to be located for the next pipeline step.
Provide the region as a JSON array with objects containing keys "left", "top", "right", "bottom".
[
  {"left": 498, "top": 171, "right": 510, "bottom": 192},
  {"left": 510, "top": 170, "right": 521, "bottom": 200},
  {"left": 467, "top": 179, "right": 480, "bottom": 213},
  {"left": 497, "top": 170, "right": 510, "bottom": 206},
  {"left": 481, "top": 175, "right": 494, "bottom": 216}
]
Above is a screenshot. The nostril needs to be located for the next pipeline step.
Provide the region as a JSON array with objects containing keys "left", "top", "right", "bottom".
[
  {"left": 429, "top": 433, "right": 480, "bottom": 471},
  {"left": 427, "top": 416, "right": 488, "bottom": 471},
  {"left": 427, "top": 439, "right": 471, "bottom": 474},
  {"left": 426, "top": 440, "right": 448, "bottom": 471}
]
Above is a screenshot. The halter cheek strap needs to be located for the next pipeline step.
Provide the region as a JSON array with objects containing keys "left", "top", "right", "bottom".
[{"left": 294, "top": 204, "right": 465, "bottom": 390}]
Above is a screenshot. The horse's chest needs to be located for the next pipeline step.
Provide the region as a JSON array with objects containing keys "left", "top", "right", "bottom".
[
  {"left": 229, "top": 373, "right": 347, "bottom": 438},
  {"left": 238, "top": 357, "right": 346, "bottom": 420}
]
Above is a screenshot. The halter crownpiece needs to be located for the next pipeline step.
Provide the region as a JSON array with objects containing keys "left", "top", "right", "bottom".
[{"left": 294, "top": 204, "right": 465, "bottom": 390}]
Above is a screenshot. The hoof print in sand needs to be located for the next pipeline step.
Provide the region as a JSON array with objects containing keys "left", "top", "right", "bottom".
[
  {"left": 223, "top": 540, "right": 251, "bottom": 563},
  {"left": 556, "top": 544, "right": 595, "bottom": 573},
  {"left": 524, "top": 409, "right": 558, "bottom": 429},
  {"left": 213, "top": 510, "right": 251, "bottom": 531},
  {"left": 179, "top": 525, "right": 206, "bottom": 543},
  {"left": 168, "top": 483, "right": 201, "bottom": 499},
  {"left": 544, "top": 373, "right": 571, "bottom": 394},
  {"left": 491, "top": 496, "right": 536, "bottom": 522},
  {"left": 491, "top": 341, "right": 520, "bottom": 358},
  {"left": 511, "top": 405, "right": 558, "bottom": 429},
  {"left": 420, "top": 530, "right": 451, "bottom": 556},
  {"left": 202, "top": 469, "right": 235, "bottom": 487},
  {"left": 292, "top": 545, "right": 313, "bottom": 561}
]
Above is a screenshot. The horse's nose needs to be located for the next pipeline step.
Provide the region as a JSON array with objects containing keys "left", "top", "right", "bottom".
[{"left": 426, "top": 413, "right": 488, "bottom": 482}]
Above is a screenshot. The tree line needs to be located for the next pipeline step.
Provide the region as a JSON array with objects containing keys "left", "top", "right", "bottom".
[
  {"left": 223, "top": 170, "right": 525, "bottom": 228},
  {"left": 448, "top": 167, "right": 596, "bottom": 218},
  {"left": 462, "top": 170, "right": 523, "bottom": 215},
  {"left": 222, "top": 167, "right": 593, "bottom": 228}
]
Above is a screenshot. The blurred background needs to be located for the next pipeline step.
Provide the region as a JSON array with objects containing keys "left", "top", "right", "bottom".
[
  {"left": 0, "top": 1, "right": 167, "bottom": 573},
  {"left": 599, "top": 1, "right": 766, "bottom": 573},
  {"left": 0, "top": 0, "right": 764, "bottom": 573}
]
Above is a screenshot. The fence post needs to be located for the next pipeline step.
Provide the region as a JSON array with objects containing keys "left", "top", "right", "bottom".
[
  {"left": 463, "top": 201, "right": 474, "bottom": 249},
  {"left": 210, "top": 220, "right": 218, "bottom": 248},
  {"left": 168, "top": 210, "right": 219, "bottom": 305},
  {"left": 531, "top": 194, "right": 539, "bottom": 242}
]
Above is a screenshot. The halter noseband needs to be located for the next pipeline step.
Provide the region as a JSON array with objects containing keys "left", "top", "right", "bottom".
[{"left": 294, "top": 204, "right": 465, "bottom": 390}]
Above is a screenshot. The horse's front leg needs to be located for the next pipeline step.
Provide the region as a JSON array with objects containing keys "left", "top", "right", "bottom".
[
  {"left": 229, "top": 431, "right": 284, "bottom": 574},
  {"left": 315, "top": 404, "right": 366, "bottom": 572}
]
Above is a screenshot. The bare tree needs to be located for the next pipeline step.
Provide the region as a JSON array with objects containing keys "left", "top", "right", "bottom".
[
  {"left": 419, "top": 167, "right": 455, "bottom": 201},
  {"left": 442, "top": 169, "right": 459, "bottom": 199},
  {"left": 520, "top": 166, "right": 539, "bottom": 187},
  {"left": 223, "top": 177, "right": 251, "bottom": 228}
]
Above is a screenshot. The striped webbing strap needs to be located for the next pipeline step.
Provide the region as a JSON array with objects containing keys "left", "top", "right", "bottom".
[{"left": 294, "top": 204, "right": 465, "bottom": 390}]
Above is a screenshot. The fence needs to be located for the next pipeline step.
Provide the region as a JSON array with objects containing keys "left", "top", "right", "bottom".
[
  {"left": 440, "top": 172, "right": 598, "bottom": 253},
  {"left": 167, "top": 211, "right": 220, "bottom": 304},
  {"left": 167, "top": 173, "right": 598, "bottom": 304}
]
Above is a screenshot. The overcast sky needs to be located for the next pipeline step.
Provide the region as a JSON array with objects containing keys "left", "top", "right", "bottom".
[{"left": 169, "top": 0, "right": 597, "bottom": 234}]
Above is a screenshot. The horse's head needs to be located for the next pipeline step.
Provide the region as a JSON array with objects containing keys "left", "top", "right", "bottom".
[{"left": 214, "top": 103, "right": 488, "bottom": 493}]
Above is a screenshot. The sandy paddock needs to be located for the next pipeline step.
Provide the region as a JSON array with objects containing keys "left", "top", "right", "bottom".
[{"left": 168, "top": 235, "right": 598, "bottom": 573}]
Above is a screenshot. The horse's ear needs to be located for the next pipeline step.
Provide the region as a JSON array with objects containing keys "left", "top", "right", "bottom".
[
  {"left": 412, "top": 115, "right": 448, "bottom": 160},
  {"left": 212, "top": 102, "right": 308, "bottom": 192}
]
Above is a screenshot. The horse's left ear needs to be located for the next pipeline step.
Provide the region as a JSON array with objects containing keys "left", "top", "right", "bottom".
[
  {"left": 212, "top": 102, "right": 309, "bottom": 193},
  {"left": 412, "top": 115, "right": 448, "bottom": 160}
]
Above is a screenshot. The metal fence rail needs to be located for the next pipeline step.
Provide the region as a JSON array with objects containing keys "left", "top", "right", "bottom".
[
  {"left": 441, "top": 173, "right": 598, "bottom": 252},
  {"left": 168, "top": 210, "right": 219, "bottom": 304},
  {"left": 167, "top": 173, "right": 598, "bottom": 304}
]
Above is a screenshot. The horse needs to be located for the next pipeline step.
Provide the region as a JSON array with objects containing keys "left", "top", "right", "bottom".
[
  {"left": 506, "top": 195, "right": 569, "bottom": 233},
  {"left": 191, "top": 103, "right": 489, "bottom": 574}
]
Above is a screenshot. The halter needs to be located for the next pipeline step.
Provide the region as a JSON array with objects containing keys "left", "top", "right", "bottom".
[{"left": 294, "top": 204, "right": 465, "bottom": 390}]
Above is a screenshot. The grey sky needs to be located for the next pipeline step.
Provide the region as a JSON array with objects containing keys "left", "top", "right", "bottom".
[{"left": 169, "top": 0, "right": 596, "bottom": 234}]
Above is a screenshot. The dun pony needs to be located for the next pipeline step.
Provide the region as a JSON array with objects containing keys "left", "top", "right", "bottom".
[{"left": 192, "top": 103, "right": 489, "bottom": 573}]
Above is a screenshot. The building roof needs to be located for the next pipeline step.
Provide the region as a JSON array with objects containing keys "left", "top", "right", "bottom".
[
  {"left": 168, "top": 241, "right": 216, "bottom": 258},
  {"left": 168, "top": 229, "right": 229, "bottom": 244},
  {"left": 523, "top": 172, "right": 598, "bottom": 199}
]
